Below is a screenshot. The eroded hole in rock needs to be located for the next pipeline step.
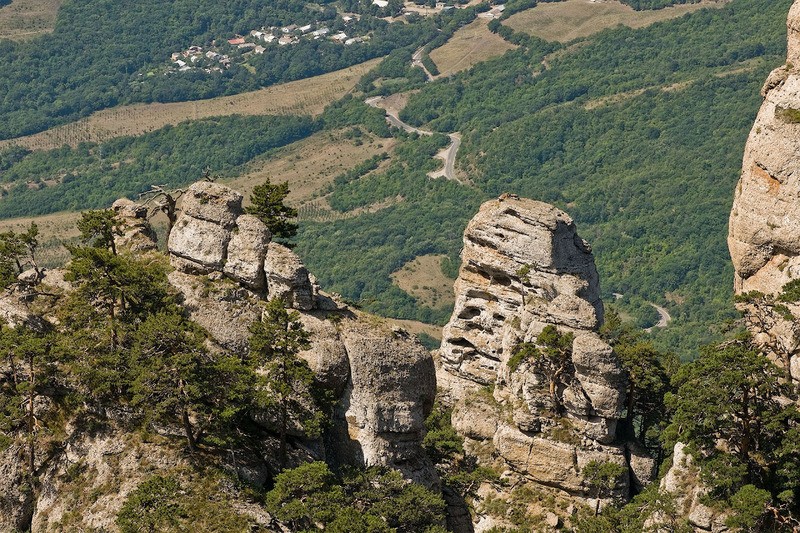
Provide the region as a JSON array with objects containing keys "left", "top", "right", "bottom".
[
  {"left": 494, "top": 274, "right": 512, "bottom": 286},
  {"left": 458, "top": 307, "right": 482, "bottom": 320},
  {"left": 450, "top": 337, "right": 476, "bottom": 350}
]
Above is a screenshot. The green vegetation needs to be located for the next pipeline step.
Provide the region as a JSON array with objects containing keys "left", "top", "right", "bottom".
[
  {"left": 0, "top": 0, "right": 440, "bottom": 140},
  {"left": 248, "top": 299, "right": 328, "bottom": 467},
  {"left": 373, "top": 0, "right": 790, "bottom": 355},
  {"left": 620, "top": 0, "right": 702, "bottom": 10},
  {"left": 265, "top": 461, "right": 447, "bottom": 532},
  {"left": 582, "top": 460, "right": 628, "bottom": 516},
  {"left": 0, "top": 115, "right": 315, "bottom": 218},
  {"left": 664, "top": 335, "right": 800, "bottom": 529},
  {"left": 508, "top": 325, "right": 574, "bottom": 414},
  {"left": 245, "top": 179, "right": 299, "bottom": 241},
  {"left": 117, "top": 473, "right": 254, "bottom": 532}
]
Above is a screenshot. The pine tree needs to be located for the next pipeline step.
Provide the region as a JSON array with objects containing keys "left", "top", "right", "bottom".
[
  {"left": 247, "top": 298, "right": 326, "bottom": 468},
  {"left": 245, "top": 178, "right": 298, "bottom": 240}
]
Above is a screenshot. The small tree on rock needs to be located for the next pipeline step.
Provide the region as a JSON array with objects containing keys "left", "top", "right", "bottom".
[
  {"left": 248, "top": 298, "right": 327, "bottom": 468},
  {"left": 245, "top": 178, "right": 298, "bottom": 240}
]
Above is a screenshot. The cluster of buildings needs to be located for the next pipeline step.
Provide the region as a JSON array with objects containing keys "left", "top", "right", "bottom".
[
  {"left": 166, "top": 16, "right": 368, "bottom": 74},
  {"left": 169, "top": 46, "right": 231, "bottom": 73}
]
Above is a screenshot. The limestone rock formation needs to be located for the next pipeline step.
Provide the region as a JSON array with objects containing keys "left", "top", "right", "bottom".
[
  {"left": 439, "top": 196, "right": 637, "bottom": 512},
  {"left": 167, "top": 181, "right": 315, "bottom": 309},
  {"left": 112, "top": 198, "right": 157, "bottom": 252},
  {"left": 729, "top": 0, "right": 800, "bottom": 378},
  {"left": 441, "top": 197, "right": 602, "bottom": 385},
  {"left": 161, "top": 180, "right": 438, "bottom": 486},
  {"left": 335, "top": 323, "right": 438, "bottom": 488},
  {"left": 659, "top": 443, "right": 726, "bottom": 531},
  {"left": 729, "top": 1, "right": 800, "bottom": 296},
  {"left": 264, "top": 242, "right": 315, "bottom": 311},
  {"left": 223, "top": 215, "right": 271, "bottom": 289}
]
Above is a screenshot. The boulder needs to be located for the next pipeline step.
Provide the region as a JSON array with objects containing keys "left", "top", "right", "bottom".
[
  {"left": 168, "top": 215, "right": 231, "bottom": 273},
  {"left": 112, "top": 198, "right": 157, "bottom": 252},
  {"left": 180, "top": 181, "right": 243, "bottom": 228},
  {"left": 336, "top": 320, "right": 439, "bottom": 489},
  {"left": 224, "top": 215, "right": 271, "bottom": 289},
  {"left": 265, "top": 243, "right": 315, "bottom": 310},
  {"left": 571, "top": 333, "right": 626, "bottom": 419}
]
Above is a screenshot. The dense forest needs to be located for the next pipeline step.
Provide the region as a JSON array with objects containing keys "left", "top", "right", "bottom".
[
  {"left": 0, "top": 115, "right": 316, "bottom": 217},
  {"left": 0, "top": 0, "right": 439, "bottom": 140},
  {"left": 0, "top": 0, "right": 792, "bottom": 356}
]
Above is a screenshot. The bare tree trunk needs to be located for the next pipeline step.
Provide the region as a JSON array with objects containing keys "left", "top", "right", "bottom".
[
  {"left": 27, "top": 355, "right": 35, "bottom": 477},
  {"left": 182, "top": 408, "right": 197, "bottom": 453}
]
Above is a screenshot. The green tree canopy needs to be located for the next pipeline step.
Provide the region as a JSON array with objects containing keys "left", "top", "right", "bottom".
[{"left": 245, "top": 178, "right": 298, "bottom": 240}]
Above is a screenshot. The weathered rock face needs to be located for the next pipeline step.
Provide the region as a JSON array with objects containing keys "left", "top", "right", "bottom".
[
  {"left": 224, "top": 215, "right": 271, "bottom": 289},
  {"left": 729, "top": 2, "right": 800, "bottom": 296},
  {"left": 161, "top": 181, "right": 438, "bottom": 486},
  {"left": 659, "top": 443, "right": 727, "bottom": 532},
  {"left": 439, "top": 196, "right": 637, "bottom": 510},
  {"left": 264, "top": 242, "right": 315, "bottom": 311},
  {"left": 167, "top": 181, "right": 315, "bottom": 309},
  {"left": 112, "top": 198, "right": 158, "bottom": 252},
  {"left": 441, "top": 197, "right": 602, "bottom": 385},
  {"left": 728, "top": 1, "right": 800, "bottom": 378},
  {"left": 335, "top": 323, "right": 438, "bottom": 488}
]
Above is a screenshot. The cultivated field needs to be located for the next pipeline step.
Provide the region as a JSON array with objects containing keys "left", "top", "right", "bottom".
[
  {"left": 391, "top": 254, "right": 455, "bottom": 310},
  {"left": 0, "top": 59, "right": 382, "bottom": 152},
  {"left": 0, "top": 0, "right": 61, "bottom": 41},
  {"left": 429, "top": 18, "right": 517, "bottom": 77},
  {"left": 0, "top": 129, "right": 396, "bottom": 266},
  {"left": 504, "top": 0, "right": 730, "bottom": 43}
]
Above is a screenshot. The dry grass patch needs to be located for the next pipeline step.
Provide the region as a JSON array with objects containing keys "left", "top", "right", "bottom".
[
  {"left": 0, "top": 210, "right": 80, "bottom": 267},
  {"left": 504, "top": 0, "right": 729, "bottom": 43},
  {"left": 0, "top": 58, "right": 381, "bottom": 152},
  {"left": 0, "top": 0, "right": 62, "bottom": 41},
  {"left": 429, "top": 18, "right": 517, "bottom": 77},
  {"left": 391, "top": 254, "right": 455, "bottom": 310},
  {"left": 228, "top": 130, "right": 397, "bottom": 209}
]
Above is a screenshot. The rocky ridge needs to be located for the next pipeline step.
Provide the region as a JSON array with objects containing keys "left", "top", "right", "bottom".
[
  {"left": 163, "top": 181, "right": 439, "bottom": 488},
  {"left": 438, "top": 196, "right": 652, "bottom": 528},
  {"left": 0, "top": 180, "right": 439, "bottom": 531},
  {"left": 728, "top": 0, "right": 800, "bottom": 380}
]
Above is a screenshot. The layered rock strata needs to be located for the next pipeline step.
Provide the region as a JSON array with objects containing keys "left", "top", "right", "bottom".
[
  {"left": 439, "top": 197, "right": 641, "bottom": 513},
  {"left": 164, "top": 180, "right": 437, "bottom": 487},
  {"left": 728, "top": 0, "right": 800, "bottom": 380}
]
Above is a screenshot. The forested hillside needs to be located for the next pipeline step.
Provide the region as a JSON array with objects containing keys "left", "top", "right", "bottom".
[
  {"left": 0, "top": 0, "right": 793, "bottom": 358},
  {"left": 301, "top": 0, "right": 792, "bottom": 356},
  {"left": 0, "top": 0, "right": 436, "bottom": 139}
]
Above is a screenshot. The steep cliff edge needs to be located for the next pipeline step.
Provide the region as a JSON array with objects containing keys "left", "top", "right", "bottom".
[
  {"left": 728, "top": 0, "right": 800, "bottom": 380},
  {"left": 438, "top": 196, "right": 651, "bottom": 528},
  {"left": 0, "top": 180, "right": 438, "bottom": 531}
]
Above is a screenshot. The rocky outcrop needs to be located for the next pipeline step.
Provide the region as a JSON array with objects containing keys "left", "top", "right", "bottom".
[
  {"left": 728, "top": 0, "right": 800, "bottom": 378},
  {"left": 264, "top": 242, "right": 315, "bottom": 311},
  {"left": 334, "top": 323, "right": 438, "bottom": 488},
  {"left": 659, "top": 443, "right": 727, "bottom": 532},
  {"left": 167, "top": 181, "right": 316, "bottom": 309},
  {"left": 441, "top": 197, "right": 603, "bottom": 385},
  {"left": 439, "top": 196, "right": 637, "bottom": 514},
  {"left": 112, "top": 198, "right": 158, "bottom": 252},
  {"left": 161, "top": 180, "right": 438, "bottom": 486},
  {"left": 729, "top": 1, "right": 800, "bottom": 296}
]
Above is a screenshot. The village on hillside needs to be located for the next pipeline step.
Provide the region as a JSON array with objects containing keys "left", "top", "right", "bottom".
[{"left": 164, "top": 0, "right": 474, "bottom": 74}]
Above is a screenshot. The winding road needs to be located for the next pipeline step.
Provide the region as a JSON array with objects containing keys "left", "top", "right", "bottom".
[
  {"left": 365, "top": 96, "right": 463, "bottom": 183},
  {"left": 645, "top": 303, "right": 672, "bottom": 332}
]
